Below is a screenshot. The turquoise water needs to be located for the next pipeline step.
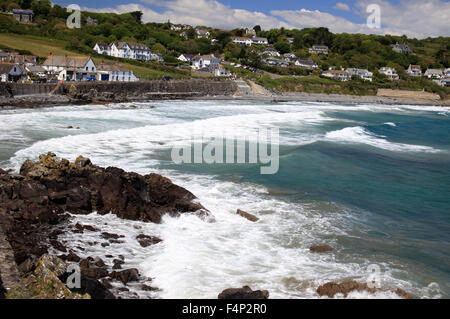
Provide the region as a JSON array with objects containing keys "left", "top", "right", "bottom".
[{"left": 0, "top": 101, "right": 448, "bottom": 298}]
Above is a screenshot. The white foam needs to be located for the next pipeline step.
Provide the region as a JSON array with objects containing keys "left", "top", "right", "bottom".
[{"left": 325, "top": 126, "right": 441, "bottom": 153}]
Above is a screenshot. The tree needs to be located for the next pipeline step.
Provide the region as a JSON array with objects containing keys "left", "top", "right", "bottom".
[
  {"left": 130, "top": 11, "right": 143, "bottom": 24},
  {"left": 274, "top": 37, "right": 290, "bottom": 54},
  {"left": 152, "top": 43, "right": 167, "bottom": 55},
  {"left": 253, "top": 25, "right": 261, "bottom": 33}
]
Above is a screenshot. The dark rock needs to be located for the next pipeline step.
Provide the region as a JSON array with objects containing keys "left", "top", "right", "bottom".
[
  {"left": 101, "top": 232, "right": 123, "bottom": 240},
  {"left": 60, "top": 251, "right": 81, "bottom": 263},
  {"left": 141, "top": 284, "right": 159, "bottom": 291},
  {"left": 79, "top": 257, "right": 108, "bottom": 280},
  {"left": 218, "top": 286, "right": 269, "bottom": 299},
  {"left": 110, "top": 268, "right": 140, "bottom": 285},
  {"left": 236, "top": 209, "right": 259, "bottom": 222},
  {"left": 136, "top": 234, "right": 162, "bottom": 247},
  {"left": 59, "top": 272, "right": 115, "bottom": 299},
  {"left": 101, "top": 279, "right": 113, "bottom": 289},
  {"left": 316, "top": 280, "right": 414, "bottom": 299},
  {"left": 309, "top": 245, "right": 333, "bottom": 253},
  {"left": 50, "top": 240, "right": 67, "bottom": 253},
  {"left": 18, "top": 257, "right": 36, "bottom": 274},
  {"left": 74, "top": 223, "right": 98, "bottom": 233}
]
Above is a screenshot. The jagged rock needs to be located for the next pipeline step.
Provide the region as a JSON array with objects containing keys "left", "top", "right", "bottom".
[
  {"left": 59, "top": 251, "right": 81, "bottom": 263},
  {"left": 79, "top": 257, "right": 108, "bottom": 280},
  {"left": 18, "top": 257, "right": 37, "bottom": 274},
  {"left": 136, "top": 234, "right": 162, "bottom": 247},
  {"left": 101, "top": 232, "right": 123, "bottom": 240},
  {"left": 141, "top": 284, "right": 159, "bottom": 292},
  {"left": 316, "top": 280, "right": 413, "bottom": 299},
  {"left": 7, "top": 254, "right": 90, "bottom": 299},
  {"left": 218, "top": 286, "right": 269, "bottom": 299},
  {"left": 309, "top": 245, "right": 333, "bottom": 253},
  {"left": 110, "top": 268, "right": 140, "bottom": 285},
  {"left": 0, "top": 153, "right": 207, "bottom": 266},
  {"left": 236, "top": 209, "right": 259, "bottom": 222}
]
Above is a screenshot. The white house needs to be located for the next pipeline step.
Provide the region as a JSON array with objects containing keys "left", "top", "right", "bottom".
[
  {"left": 309, "top": 45, "right": 329, "bottom": 55},
  {"left": 0, "top": 63, "right": 27, "bottom": 82},
  {"left": 406, "top": 65, "right": 422, "bottom": 77},
  {"left": 213, "top": 65, "right": 232, "bottom": 77},
  {"left": 93, "top": 43, "right": 111, "bottom": 55},
  {"left": 346, "top": 68, "right": 373, "bottom": 81},
  {"left": 260, "top": 48, "right": 281, "bottom": 58},
  {"left": 195, "top": 28, "right": 210, "bottom": 38},
  {"left": 322, "top": 70, "right": 350, "bottom": 81},
  {"left": 424, "top": 69, "right": 444, "bottom": 79},
  {"left": 192, "top": 55, "right": 220, "bottom": 70},
  {"left": 391, "top": 43, "right": 413, "bottom": 54},
  {"left": 177, "top": 54, "right": 196, "bottom": 62},
  {"left": 264, "top": 58, "right": 289, "bottom": 67},
  {"left": 42, "top": 54, "right": 97, "bottom": 81},
  {"left": 379, "top": 67, "right": 399, "bottom": 80},
  {"left": 251, "top": 37, "right": 268, "bottom": 45},
  {"left": 231, "top": 37, "right": 253, "bottom": 46},
  {"left": 113, "top": 42, "right": 152, "bottom": 61},
  {"left": 295, "top": 58, "right": 318, "bottom": 69},
  {"left": 106, "top": 42, "right": 153, "bottom": 61},
  {"left": 97, "top": 62, "right": 138, "bottom": 82}
]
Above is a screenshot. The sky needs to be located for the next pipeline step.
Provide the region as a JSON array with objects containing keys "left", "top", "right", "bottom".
[{"left": 53, "top": 0, "right": 450, "bottom": 39}]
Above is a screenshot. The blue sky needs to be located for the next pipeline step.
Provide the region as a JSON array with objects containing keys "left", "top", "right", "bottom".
[{"left": 52, "top": 0, "right": 450, "bottom": 38}]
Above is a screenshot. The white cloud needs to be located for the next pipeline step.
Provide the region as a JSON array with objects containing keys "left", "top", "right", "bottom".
[
  {"left": 354, "top": 0, "right": 450, "bottom": 38},
  {"left": 334, "top": 2, "right": 351, "bottom": 11},
  {"left": 83, "top": 0, "right": 450, "bottom": 38}
]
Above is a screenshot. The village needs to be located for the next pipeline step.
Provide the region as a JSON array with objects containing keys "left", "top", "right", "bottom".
[{"left": 0, "top": 9, "right": 449, "bottom": 89}]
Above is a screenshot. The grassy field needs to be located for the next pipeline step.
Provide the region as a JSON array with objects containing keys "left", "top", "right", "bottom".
[{"left": 0, "top": 33, "right": 188, "bottom": 79}]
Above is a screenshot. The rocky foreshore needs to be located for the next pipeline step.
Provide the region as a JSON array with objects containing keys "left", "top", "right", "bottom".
[{"left": 0, "top": 152, "right": 206, "bottom": 298}]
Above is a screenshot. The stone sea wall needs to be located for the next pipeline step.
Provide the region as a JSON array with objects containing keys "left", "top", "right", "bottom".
[{"left": 0, "top": 79, "right": 237, "bottom": 99}]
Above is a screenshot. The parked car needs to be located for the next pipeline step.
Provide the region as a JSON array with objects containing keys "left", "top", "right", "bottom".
[
  {"left": 162, "top": 76, "right": 172, "bottom": 81},
  {"left": 48, "top": 79, "right": 57, "bottom": 83},
  {"left": 34, "top": 78, "right": 47, "bottom": 83},
  {"left": 85, "top": 76, "right": 96, "bottom": 81}
]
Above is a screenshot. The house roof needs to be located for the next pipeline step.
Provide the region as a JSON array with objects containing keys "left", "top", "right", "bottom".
[
  {"left": 0, "top": 63, "right": 22, "bottom": 74},
  {"left": 297, "top": 58, "right": 316, "bottom": 65},
  {"left": 43, "top": 55, "right": 93, "bottom": 68},
  {"left": 252, "top": 37, "right": 268, "bottom": 41},
  {"left": 312, "top": 45, "right": 328, "bottom": 49},
  {"left": 95, "top": 43, "right": 110, "bottom": 49},
  {"left": 27, "top": 65, "right": 46, "bottom": 73},
  {"left": 324, "top": 70, "right": 348, "bottom": 74},
  {"left": 97, "top": 62, "right": 131, "bottom": 72},
  {"left": 231, "top": 36, "right": 250, "bottom": 40},
  {"left": 425, "top": 69, "right": 443, "bottom": 74},
  {"left": 0, "top": 63, "right": 15, "bottom": 74}
]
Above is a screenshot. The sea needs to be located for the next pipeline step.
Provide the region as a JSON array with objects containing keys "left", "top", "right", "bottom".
[{"left": 0, "top": 100, "right": 448, "bottom": 299}]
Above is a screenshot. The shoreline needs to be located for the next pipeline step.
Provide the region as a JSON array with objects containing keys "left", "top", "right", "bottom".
[{"left": 1, "top": 92, "right": 449, "bottom": 110}]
